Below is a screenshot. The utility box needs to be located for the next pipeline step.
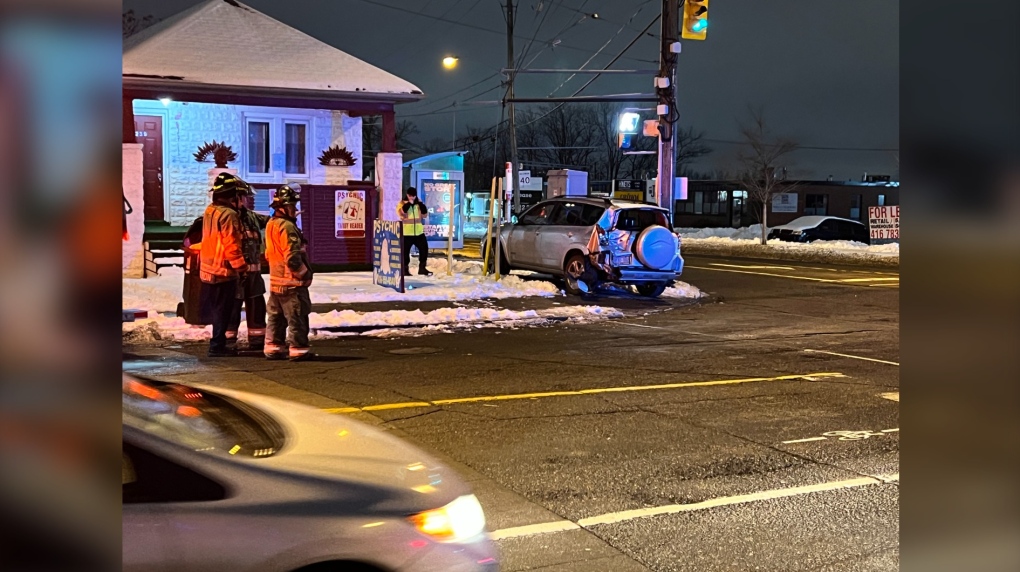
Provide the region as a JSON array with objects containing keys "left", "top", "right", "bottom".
[{"left": 548, "top": 169, "right": 589, "bottom": 198}]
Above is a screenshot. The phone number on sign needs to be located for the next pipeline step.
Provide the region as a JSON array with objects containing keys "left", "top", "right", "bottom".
[{"left": 871, "top": 229, "right": 899, "bottom": 239}]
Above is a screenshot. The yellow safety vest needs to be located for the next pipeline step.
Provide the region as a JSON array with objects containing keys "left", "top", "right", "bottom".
[{"left": 397, "top": 201, "right": 425, "bottom": 236}]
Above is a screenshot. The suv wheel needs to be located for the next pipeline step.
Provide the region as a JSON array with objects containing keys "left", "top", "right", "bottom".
[
  {"left": 484, "top": 240, "right": 511, "bottom": 274},
  {"left": 563, "top": 253, "right": 595, "bottom": 295},
  {"left": 635, "top": 283, "right": 667, "bottom": 297}
]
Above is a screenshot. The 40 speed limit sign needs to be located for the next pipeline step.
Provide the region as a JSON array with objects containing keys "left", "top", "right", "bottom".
[{"left": 868, "top": 205, "right": 899, "bottom": 240}]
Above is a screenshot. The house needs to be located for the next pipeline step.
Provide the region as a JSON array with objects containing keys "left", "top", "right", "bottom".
[
  {"left": 122, "top": 0, "right": 423, "bottom": 277},
  {"left": 673, "top": 179, "right": 900, "bottom": 228}
]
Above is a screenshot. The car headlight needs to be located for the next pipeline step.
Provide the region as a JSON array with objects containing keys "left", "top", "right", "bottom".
[{"left": 409, "top": 494, "right": 486, "bottom": 543}]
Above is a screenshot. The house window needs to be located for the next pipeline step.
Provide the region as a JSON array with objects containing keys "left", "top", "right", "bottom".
[
  {"left": 804, "top": 194, "right": 828, "bottom": 215},
  {"left": 247, "top": 121, "right": 270, "bottom": 174},
  {"left": 850, "top": 194, "right": 863, "bottom": 220},
  {"left": 285, "top": 122, "right": 307, "bottom": 175},
  {"left": 693, "top": 191, "right": 704, "bottom": 214}
]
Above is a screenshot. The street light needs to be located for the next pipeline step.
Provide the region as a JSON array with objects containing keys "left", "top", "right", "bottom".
[{"left": 442, "top": 56, "right": 459, "bottom": 69}]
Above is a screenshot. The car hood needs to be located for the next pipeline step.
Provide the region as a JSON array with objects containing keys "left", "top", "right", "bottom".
[{"left": 190, "top": 384, "right": 470, "bottom": 506}]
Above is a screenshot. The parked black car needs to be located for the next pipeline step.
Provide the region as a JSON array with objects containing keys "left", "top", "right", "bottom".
[{"left": 767, "top": 216, "right": 870, "bottom": 244}]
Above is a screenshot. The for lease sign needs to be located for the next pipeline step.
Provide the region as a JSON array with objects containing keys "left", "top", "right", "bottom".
[{"left": 868, "top": 205, "right": 899, "bottom": 240}]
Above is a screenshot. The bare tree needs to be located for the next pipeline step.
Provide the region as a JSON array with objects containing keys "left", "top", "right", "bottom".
[
  {"left": 123, "top": 10, "right": 156, "bottom": 38},
  {"left": 737, "top": 106, "right": 799, "bottom": 244}
]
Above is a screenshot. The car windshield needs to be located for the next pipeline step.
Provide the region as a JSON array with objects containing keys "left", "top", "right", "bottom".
[
  {"left": 123, "top": 375, "right": 286, "bottom": 458},
  {"left": 613, "top": 208, "right": 669, "bottom": 232}
]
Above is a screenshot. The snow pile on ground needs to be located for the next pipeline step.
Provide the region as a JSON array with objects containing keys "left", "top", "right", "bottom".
[
  {"left": 122, "top": 260, "right": 560, "bottom": 315},
  {"left": 675, "top": 225, "right": 766, "bottom": 241},
  {"left": 123, "top": 304, "right": 623, "bottom": 343},
  {"left": 663, "top": 281, "right": 704, "bottom": 299},
  {"left": 675, "top": 225, "right": 898, "bottom": 266},
  {"left": 122, "top": 266, "right": 186, "bottom": 313}
]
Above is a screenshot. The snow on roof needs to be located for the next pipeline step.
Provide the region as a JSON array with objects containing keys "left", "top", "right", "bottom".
[{"left": 123, "top": 0, "right": 423, "bottom": 99}]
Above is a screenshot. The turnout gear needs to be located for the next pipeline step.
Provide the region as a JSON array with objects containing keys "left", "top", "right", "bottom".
[
  {"left": 265, "top": 197, "right": 313, "bottom": 360},
  {"left": 227, "top": 206, "right": 270, "bottom": 350},
  {"left": 266, "top": 214, "right": 312, "bottom": 293},
  {"left": 199, "top": 204, "right": 246, "bottom": 283}
]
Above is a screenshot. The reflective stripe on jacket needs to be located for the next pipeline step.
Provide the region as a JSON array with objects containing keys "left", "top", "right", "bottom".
[
  {"left": 266, "top": 215, "right": 312, "bottom": 293},
  {"left": 397, "top": 200, "right": 426, "bottom": 236},
  {"left": 199, "top": 204, "right": 246, "bottom": 283}
]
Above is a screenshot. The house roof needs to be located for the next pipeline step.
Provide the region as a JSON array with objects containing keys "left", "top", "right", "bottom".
[{"left": 123, "top": 0, "right": 423, "bottom": 103}]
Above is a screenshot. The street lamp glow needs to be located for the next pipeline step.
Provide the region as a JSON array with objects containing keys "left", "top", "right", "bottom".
[{"left": 442, "top": 56, "right": 459, "bottom": 69}]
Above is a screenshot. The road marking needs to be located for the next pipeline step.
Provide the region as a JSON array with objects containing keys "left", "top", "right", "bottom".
[
  {"left": 837, "top": 277, "right": 900, "bottom": 282},
  {"left": 804, "top": 349, "right": 900, "bottom": 366},
  {"left": 881, "top": 428, "right": 899, "bottom": 433},
  {"left": 489, "top": 475, "right": 890, "bottom": 539},
  {"left": 782, "top": 436, "right": 828, "bottom": 444},
  {"left": 489, "top": 520, "right": 580, "bottom": 541},
  {"left": 686, "top": 265, "right": 837, "bottom": 283},
  {"left": 869, "top": 283, "right": 900, "bottom": 288},
  {"left": 615, "top": 322, "right": 670, "bottom": 330},
  {"left": 709, "top": 263, "right": 796, "bottom": 270},
  {"left": 687, "top": 264, "right": 899, "bottom": 287},
  {"left": 879, "top": 392, "right": 900, "bottom": 402},
  {"left": 322, "top": 372, "right": 846, "bottom": 414},
  {"left": 615, "top": 322, "right": 726, "bottom": 338}
]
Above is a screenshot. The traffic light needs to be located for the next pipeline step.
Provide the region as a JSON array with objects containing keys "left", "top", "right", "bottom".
[
  {"left": 617, "top": 111, "right": 640, "bottom": 149},
  {"left": 682, "top": 0, "right": 708, "bottom": 41}
]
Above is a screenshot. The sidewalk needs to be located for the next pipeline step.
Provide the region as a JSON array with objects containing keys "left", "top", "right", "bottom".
[
  {"left": 123, "top": 256, "right": 704, "bottom": 344},
  {"left": 676, "top": 226, "right": 899, "bottom": 268}
]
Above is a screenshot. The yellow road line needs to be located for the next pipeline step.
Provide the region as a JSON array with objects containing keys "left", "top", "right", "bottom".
[
  {"left": 687, "top": 264, "right": 899, "bottom": 286},
  {"left": 804, "top": 349, "right": 899, "bottom": 366},
  {"left": 322, "top": 372, "right": 845, "bottom": 414},
  {"left": 709, "top": 263, "right": 796, "bottom": 270}
]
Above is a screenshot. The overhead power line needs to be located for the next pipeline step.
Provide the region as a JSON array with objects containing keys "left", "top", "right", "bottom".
[{"left": 350, "top": 0, "right": 656, "bottom": 64}]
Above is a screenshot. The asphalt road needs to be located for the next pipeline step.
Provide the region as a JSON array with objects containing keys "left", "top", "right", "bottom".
[{"left": 125, "top": 254, "right": 899, "bottom": 571}]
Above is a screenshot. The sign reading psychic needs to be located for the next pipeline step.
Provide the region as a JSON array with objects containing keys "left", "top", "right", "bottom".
[
  {"left": 372, "top": 220, "right": 404, "bottom": 293},
  {"left": 868, "top": 205, "right": 900, "bottom": 241},
  {"left": 335, "top": 190, "right": 366, "bottom": 238},
  {"left": 419, "top": 178, "right": 462, "bottom": 245}
]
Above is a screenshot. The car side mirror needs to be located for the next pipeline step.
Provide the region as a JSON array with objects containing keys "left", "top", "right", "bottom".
[{"left": 511, "top": 215, "right": 519, "bottom": 224}]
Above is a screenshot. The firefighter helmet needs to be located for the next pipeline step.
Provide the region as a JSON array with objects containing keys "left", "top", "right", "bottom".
[
  {"left": 211, "top": 172, "right": 246, "bottom": 198},
  {"left": 270, "top": 185, "right": 300, "bottom": 208}
]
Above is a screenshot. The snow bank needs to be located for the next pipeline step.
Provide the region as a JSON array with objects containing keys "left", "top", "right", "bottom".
[
  {"left": 675, "top": 226, "right": 898, "bottom": 266},
  {"left": 123, "top": 304, "right": 624, "bottom": 343},
  {"left": 123, "top": 259, "right": 559, "bottom": 315}
]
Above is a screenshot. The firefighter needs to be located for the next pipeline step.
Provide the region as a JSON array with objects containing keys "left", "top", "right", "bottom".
[
  {"left": 264, "top": 185, "right": 314, "bottom": 361},
  {"left": 200, "top": 173, "right": 247, "bottom": 357},
  {"left": 226, "top": 179, "right": 270, "bottom": 352}
]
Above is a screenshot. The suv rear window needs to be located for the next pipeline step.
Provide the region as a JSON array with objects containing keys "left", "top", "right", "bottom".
[{"left": 614, "top": 209, "right": 669, "bottom": 232}]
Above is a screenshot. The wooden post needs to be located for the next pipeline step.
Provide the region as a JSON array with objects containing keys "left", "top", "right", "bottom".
[
  {"left": 483, "top": 177, "right": 497, "bottom": 276},
  {"left": 123, "top": 96, "right": 136, "bottom": 144},
  {"left": 381, "top": 111, "right": 396, "bottom": 153}
]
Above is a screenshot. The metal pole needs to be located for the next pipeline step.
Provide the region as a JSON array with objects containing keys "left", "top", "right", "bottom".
[
  {"left": 447, "top": 182, "right": 454, "bottom": 275},
  {"left": 506, "top": 0, "right": 522, "bottom": 216},
  {"left": 656, "top": 0, "right": 679, "bottom": 219}
]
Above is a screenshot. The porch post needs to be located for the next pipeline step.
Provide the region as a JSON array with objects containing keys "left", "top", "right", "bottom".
[
  {"left": 123, "top": 96, "right": 136, "bottom": 144},
  {"left": 382, "top": 110, "right": 396, "bottom": 153}
]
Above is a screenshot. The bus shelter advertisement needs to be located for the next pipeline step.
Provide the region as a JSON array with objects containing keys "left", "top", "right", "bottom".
[
  {"left": 420, "top": 179, "right": 462, "bottom": 246},
  {"left": 868, "top": 205, "right": 899, "bottom": 241}
]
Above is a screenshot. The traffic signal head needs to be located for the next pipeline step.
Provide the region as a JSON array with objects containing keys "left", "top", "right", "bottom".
[
  {"left": 618, "top": 112, "right": 641, "bottom": 134},
  {"left": 682, "top": 0, "right": 708, "bottom": 41}
]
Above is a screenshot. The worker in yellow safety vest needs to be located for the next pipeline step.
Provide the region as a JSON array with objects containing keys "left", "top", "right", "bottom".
[{"left": 396, "top": 187, "right": 433, "bottom": 277}]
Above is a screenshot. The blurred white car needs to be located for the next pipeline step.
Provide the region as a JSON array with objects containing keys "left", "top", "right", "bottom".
[{"left": 122, "top": 374, "right": 498, "bottom": 572}]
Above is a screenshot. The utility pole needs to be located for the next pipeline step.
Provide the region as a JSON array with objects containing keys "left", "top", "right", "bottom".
[
  {"left": 506, "top": 0, "right": 521, "bottom": 216},
  {"left": 656, "top": 0, "right": 680, "bottom": 219}
]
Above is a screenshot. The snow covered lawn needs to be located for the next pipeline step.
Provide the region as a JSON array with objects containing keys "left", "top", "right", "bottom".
[{"left": 675, "top": 225, "right": 898, "bottom": 266}]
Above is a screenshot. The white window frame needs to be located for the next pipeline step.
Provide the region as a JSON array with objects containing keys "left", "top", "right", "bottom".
[
  {"left": 282, "top": 119, "right": 311, "bottom": 178},
  {"left": 242, "top": 110, "right": 316, "bottom": 182}
]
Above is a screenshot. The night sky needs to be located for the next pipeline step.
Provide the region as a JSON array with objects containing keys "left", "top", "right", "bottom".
[{"left": 123, "top": 0, "right": 899, "bottom": 181}]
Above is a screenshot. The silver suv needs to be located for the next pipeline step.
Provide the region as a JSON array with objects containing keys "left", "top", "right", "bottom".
[{"left": 487, "top": 197, "right": 684, "bottom": 297}]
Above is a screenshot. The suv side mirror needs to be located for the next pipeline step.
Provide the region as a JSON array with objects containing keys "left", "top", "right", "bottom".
[{"left": 511, "top": 214, "right": 519, "bottom": 224}]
